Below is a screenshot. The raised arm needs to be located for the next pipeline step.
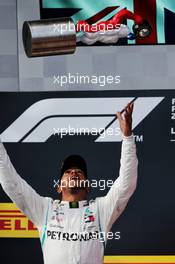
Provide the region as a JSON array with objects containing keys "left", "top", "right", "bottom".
[
  {"left": 0, "top": 141, "right": 49, "bottom": 229},
  {"left": 97, "top": 103, "right": 138, "bottom": 235}
]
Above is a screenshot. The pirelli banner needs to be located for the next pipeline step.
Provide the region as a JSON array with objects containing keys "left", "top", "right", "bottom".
[{"left": 0, "top": 90, "right": 175, "bottom": 264}]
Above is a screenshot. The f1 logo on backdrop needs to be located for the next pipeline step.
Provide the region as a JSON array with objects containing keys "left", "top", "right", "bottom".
[{"left": 0, "top": 97, "right": 164, "bottom": 143}]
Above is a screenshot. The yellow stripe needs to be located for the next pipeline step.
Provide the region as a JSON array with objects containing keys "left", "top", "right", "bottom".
[
  {"left": 104, "top": 256, "right": 175, "bottom": 263},
  {"left": 0, "top": 203, "right": 20, "bottom": 210},
  {"left": 0, "top": 231, "right": 39, "bottom": 238}
]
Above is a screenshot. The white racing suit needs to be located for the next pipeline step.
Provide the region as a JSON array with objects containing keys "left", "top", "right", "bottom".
[{"left": 0, "top": 135, "right": 138, "bottom": 264}]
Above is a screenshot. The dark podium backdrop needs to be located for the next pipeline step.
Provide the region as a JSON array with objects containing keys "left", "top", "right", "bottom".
[{"left": 0, "top": 90, "right": 174, "bottom": 264}]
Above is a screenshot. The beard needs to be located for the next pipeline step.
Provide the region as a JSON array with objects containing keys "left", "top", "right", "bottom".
[
  {"left": 69, "top": 183, "right": 85, "bottom": 194},
  {"left": 68, "top": 179, "right": 89, "bottom": 188},
  {"left": 68, "top": 179, "right": 88, "bottom": 194},
  {"left": 69, "top": 186, "right": 85, "bottom": 194}
]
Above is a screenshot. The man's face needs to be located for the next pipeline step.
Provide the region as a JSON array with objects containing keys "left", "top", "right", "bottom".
[{"left": 60, "top": 167, "right": 87, "bottom": 190}]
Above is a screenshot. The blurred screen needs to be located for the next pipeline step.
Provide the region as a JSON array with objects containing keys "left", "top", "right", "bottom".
[{"left": 40, "top": 0, "right": 175, "bottom": 46}]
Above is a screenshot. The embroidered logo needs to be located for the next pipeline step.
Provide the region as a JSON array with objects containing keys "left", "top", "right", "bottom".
[{"left": 84, "top": 207, "right": 95, "bottom": 223}]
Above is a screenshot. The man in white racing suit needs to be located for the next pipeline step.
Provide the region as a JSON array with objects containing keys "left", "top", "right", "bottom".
[{"left": 0, "top": 103, "right": 138, "bottom": 264}]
